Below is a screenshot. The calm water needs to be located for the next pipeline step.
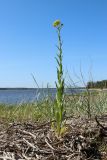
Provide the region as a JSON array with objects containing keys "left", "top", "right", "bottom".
[{"left": 0, "top": 88, "right": 84, "bottom": 104}]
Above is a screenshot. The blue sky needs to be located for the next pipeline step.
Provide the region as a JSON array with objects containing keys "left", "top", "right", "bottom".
[{"left": 0, "top": 0, "right": 107, "bottom": 87}]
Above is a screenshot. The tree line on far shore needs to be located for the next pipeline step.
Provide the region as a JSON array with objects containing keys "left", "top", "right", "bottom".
[{"left": 87, "top": 80, "right": 107, "bottom": 89}]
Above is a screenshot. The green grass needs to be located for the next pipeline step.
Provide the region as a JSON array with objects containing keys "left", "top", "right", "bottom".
[
  {"left": 0, "top": 90, "right": 107, "bottom": 123},
  {"left": 65, "top": 90, "right": 107, "bottom": 117},
  {"left": 0, "top": 99, "right": 53, "bottom": 123}
]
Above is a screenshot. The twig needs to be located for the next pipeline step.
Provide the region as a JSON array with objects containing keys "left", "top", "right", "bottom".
[
  {"left": 23, "top": 138, "right": 36, "bottom": 149},
  {"left": 18, "top": 129, "right": 36, "bottom": 139},
  {"left": 45, "top": 138, "right": 55, "bottom": 150},
  {"left": 95, "top": 116, "right": 105, "bottom": 129}
]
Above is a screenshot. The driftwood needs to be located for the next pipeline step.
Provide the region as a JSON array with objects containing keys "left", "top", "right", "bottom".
[{"left": 0, "top": 116, "right": 107, "bottom": 160}]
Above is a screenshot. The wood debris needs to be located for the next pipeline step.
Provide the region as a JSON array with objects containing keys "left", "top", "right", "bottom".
[{"left": 0, "top": 116, "right": 107, "bottom": 160}]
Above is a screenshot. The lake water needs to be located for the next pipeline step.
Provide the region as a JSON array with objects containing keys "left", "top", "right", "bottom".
[{"left": 0, "top": 88, "right": 84, "bottom": 104}]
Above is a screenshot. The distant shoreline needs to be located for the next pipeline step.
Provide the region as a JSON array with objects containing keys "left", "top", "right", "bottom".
[
  {"left": 0, "top": 88, "right": 36, "bottom": 90},
  {"left": 0, "top": 87, "right": 107, "bottom": 90},
  {"left": 0, "top": 87, "right": 85, "bottom": 90}
]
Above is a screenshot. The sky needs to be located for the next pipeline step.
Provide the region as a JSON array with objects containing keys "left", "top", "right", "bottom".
[{"left": 0, "top": 0, "right": 107, "bottom": 87}]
